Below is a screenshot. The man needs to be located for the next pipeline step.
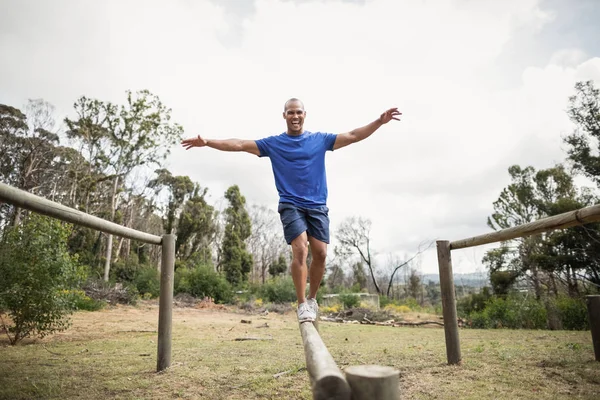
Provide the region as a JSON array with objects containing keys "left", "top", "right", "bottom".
[{"left": 181, "top": 99, "right": 401, "bottom": 323}]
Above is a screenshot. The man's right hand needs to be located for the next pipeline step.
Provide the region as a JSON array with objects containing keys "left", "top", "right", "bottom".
[{"left": 181, "top": 135, "right": 208, "bottom": 150}]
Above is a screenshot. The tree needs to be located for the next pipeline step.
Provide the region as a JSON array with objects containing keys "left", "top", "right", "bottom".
[
  {"left": 336, "top": 216, "right": 381, "bottom": 294},
  {"left": 408, "top": 268, "right": 422, "bottom": 300},
  {"left": 175, "top": 186, "right": 216, "bottom": 262},
  {"left": 0, "top": 214, "right": 83, "bottom": 345},
  {"left": 564, "top": 80, "right": 600, "bottom": 186},
  {"left": 149, "top": 169, "right": 195, "bottom": 234},
  {"left": 65, "top": 90, "right": 183, "bottom": 281},
  {"left": 247, "top": 205, "right": 287, "bottom": 283},
  {"left": 269, "top": 254, "right": 288, "bottom": 277},
  {"left": 220, "top": 185, "right": 253, "bottom": 286},
  {"left": 351, "top": 262, "right": 367, "bottom": 291}
]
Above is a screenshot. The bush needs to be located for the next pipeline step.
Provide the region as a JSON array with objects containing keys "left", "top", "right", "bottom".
[
  {"left": 259, "top": 276, "right": 297, "bottom": 303},
  {"left": 555, "top": 295, "right": 589, "bottom": 330},
  {"left": 67, "top": 289, "right": 106, "bottom": 311},
  {"left": 339, "top": 293, "right": 360, "bottom": 309},
  {"left": 465, "top": 293, "right": 547, "bottom": 329},
  {"left": 134, "top": 266, "right": 160, "bottom": 298},
  {"left": 0, "top": 214, "right": 84, "bottom": 344},
  {"left": 175, "top": 266, "right": 233, "bottom": 304}
]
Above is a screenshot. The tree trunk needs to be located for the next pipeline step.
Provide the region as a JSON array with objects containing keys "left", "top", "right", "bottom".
[{"left": 103, "top": 176, "right": 119, "bottom": 282}]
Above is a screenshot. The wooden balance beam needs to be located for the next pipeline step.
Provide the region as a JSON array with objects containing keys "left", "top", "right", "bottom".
[{"left": 300, "top": 321, "right": 400, "bottom": 399}]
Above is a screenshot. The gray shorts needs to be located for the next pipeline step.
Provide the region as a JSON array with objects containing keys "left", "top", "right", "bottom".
[{"left": 277, "top": 203, "right": 330, "bottom": 245}]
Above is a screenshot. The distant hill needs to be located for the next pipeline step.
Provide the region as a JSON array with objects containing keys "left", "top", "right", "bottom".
[{"left": 422, "top": 272, "right": 489, "bottom": 288}]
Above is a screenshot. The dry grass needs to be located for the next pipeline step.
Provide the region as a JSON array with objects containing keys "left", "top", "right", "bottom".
[{"left": 0, "top": 301, "right": 599, "bottom": 399}]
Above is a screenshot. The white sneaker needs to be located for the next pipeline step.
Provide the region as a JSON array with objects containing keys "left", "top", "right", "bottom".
[
  {"left": 297, "top": 302, "right": 316, "bottom": 323},
  {"left": 307, "top": 298, "right": 319, "bottom": 316}
]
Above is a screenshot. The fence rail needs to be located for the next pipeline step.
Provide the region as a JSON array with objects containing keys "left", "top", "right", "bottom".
[
  {"left": 0, "top": 182, "right": 172, "bottom": 372},
  {"left": 437, "top": 202, "right": 600, "bottom": 365},
  {"left": 0, "top": 182, "right": 162, "bottom": 244}
]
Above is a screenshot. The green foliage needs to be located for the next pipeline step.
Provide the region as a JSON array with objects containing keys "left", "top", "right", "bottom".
[
  {"left": 555, "top": 295, "right": 589, "bottom": 330},
  {"left": 67, "top": 289, "right": 106, "bottom": 311},
  {"left": 134, "top": 266, "right": 160, "bottom": 298},
  {"left": 174, "top": 266, "right": 233, "bottom": 304},
  {"left": 467, "top": 293, "right": 547, "bottom": 329},
  {"left": 0, "top": 214, "right": 83, "bottom": 344},
  {"left": 268, "top": 254, "right": 288, "bottom": 277},
  {"left": 457, "top": 287, "right": 492, "bottom": 318},
  {"left": 221, "top": 185, "right": 253, "bottom": 286},
  {"left": 259, "top": 276, "right": 297, "bottom": 303},
  {"left": 339, "top": 293, "right": 360, "bottom": 309}
]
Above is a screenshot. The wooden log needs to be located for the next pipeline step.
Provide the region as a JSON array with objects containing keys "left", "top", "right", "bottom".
[
  {"left": 157, "top": 234, "right": 175, "bottom": 372},
  {"left": 299, "top": 322, "right": 351, "bottom": 400},
  {"left": 436, "top": 240, "right": 461, "bottom": 365},
  {"left": 586, "top": 295, "right": 600, "bottom": 362},
  {"left": 450, "top": 204, "right": 600, "bottom": 250},
  {"left": 345, "top": 365, "right": 400, "bottom": 400},
  {"left": 0, "top": 182, "right": 161, "bottom": 245}
]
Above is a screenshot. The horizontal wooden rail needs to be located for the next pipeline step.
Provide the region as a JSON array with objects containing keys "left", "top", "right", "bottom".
[
  {"left": 0, "top": 182, "right": 162, "bottom": 245},
  {"left": 300, "top": 322, "right": 351, "bottom": 400},
  {"left": 450, "top": 204, "right": 600, "bottom": 250}
]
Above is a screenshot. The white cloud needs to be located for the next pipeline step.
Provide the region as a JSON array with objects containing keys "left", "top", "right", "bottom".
[{"left": 1, "top": 0, "right": 599, "bottom": 275}]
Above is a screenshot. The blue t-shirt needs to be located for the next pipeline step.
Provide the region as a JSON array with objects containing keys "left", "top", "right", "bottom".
[{"left": 255, "top": 131, "right": 337, "bottom": 208}]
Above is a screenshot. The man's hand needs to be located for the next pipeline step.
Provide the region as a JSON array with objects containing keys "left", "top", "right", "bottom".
[
  {"left": 181, "top": 135, "right": 208, "bottom": 150},
  {"left": 379, "top": 108, "right": 402, "bottom": 124}
]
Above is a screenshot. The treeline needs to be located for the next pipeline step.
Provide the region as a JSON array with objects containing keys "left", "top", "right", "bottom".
[
  {"left": 0, "top": 91, "right": 290, "bottom": 292},
  {"left": 456, "top": 81, "right": 600, "bottom": 330}
]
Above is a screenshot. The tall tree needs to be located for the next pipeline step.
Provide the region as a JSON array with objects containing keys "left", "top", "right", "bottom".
[
  {"left": 336, "top": 217, "right": 381, "bottom": 294},
  {"left": 564, "top": 80, "right": 600, "bottom": 186},
  {"left": 220, "top": 185, "right": 253, "bottom": 286},
  {"left": 65, "top": 90, "right": 183, "bottom": 281}
]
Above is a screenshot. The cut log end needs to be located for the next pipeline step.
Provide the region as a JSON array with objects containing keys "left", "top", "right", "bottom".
[{"left": 345, "top": 365, "right": 400, "bottom": 400}]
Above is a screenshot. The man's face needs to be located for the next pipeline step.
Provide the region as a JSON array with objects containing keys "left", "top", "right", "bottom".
[{"left": 283, "top": 101, "right": 305, "bottom": 134}]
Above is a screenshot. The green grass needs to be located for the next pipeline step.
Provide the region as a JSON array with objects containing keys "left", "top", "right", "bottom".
[{"left": 0, "top": 302, "right": 598, "bottom": 399}]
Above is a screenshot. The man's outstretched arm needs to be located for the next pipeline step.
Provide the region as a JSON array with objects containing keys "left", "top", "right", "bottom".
[
  {"left": 333, "top": 107, "right": 401, "bottom": 150},
  {"left": 181, "top": 135, "right": 260, "bottom": 156}
]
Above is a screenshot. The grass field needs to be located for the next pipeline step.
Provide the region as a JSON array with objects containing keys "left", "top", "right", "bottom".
[{"left": 1, "top": 301, "right": 599, "bottom": 399}]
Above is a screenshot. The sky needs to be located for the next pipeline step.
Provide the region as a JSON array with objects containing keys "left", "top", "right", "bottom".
[{"left": 1, "top": 0, "right": 600, "bottom": 275}]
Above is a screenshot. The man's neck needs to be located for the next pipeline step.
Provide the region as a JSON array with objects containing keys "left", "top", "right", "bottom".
[{"left": 286, "top": 129, "right": 304, "bottom": 136}]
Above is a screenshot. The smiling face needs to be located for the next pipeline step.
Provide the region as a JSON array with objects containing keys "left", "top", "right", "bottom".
[{"left": 283, "top": 99, "right": 306, "bottom": 135}]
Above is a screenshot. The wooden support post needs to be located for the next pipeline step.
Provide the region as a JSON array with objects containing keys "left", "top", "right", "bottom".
[
  {"left": 345, "top": 365, "right": 400, "bottom": 399},
  {"left": 299, "top": 321, "right": 351, "bottom": 400},
  {"left": 436, "top": 240, "right": 461, "bottom": 365},
  {"left": 587, "top": 295, "right": 600, "bottom": 362},
  {"left": 157, "top": 234, "right": 175, "bottom": 372}
]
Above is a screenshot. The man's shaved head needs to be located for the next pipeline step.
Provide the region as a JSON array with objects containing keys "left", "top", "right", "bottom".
[{"left": 284, "top": 98, "right": 305, "bottom": 112}]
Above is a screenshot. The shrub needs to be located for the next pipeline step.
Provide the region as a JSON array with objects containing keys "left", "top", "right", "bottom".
[
  {"left": 339, "top": 293, "right": 360, "bottom": 309},
  {"left": 134, "top": 266, "right": 160, "bottom": 298},
  {"left": 175, "top": 266, "right": 233, "bottom": 304},
  {"left": 0, "top": 215, "right": 84, "bottom": 344},
  {"left": 555, "top": 295, "right": 589, "bottom": 330},
  {"left": 67, "top": 289, "right": 105, "bottom": 311},
  {"left": 259, "top": 276, "right": 297, "bottom": 303},
  {"left": 465, "top": 293, "right": 546, "bottom": 329}
]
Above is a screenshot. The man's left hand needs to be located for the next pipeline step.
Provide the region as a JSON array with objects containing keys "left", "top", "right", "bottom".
[{"left": 379, "top": 108, "right": 402, "bottom": 124}]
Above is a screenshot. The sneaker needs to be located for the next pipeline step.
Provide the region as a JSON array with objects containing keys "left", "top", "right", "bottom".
[
  {"left": 297, "top": 302, "right": 316, "bottom": 323},
  {"left": 306, "top": 298, "right": 319, "bottom": 316}
]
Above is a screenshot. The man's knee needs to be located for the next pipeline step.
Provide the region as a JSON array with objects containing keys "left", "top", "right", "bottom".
[
  {"left": 291, "top": 234, "right": 308, "bottom": 263},
  {"left": 310, "top": 242, "right": 327, "bottom": 264}
]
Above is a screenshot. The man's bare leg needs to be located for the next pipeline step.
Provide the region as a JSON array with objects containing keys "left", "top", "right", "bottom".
[
  {"left": 307, "top": 236, "right": 327, "bottom": 299},
  {"left": 290, "top": 232, "right": 309, "bottom": 303}
]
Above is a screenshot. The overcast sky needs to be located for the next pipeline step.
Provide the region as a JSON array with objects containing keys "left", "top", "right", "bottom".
[{"left": 2, "top": 0, "right": 600, "bottom": 275}]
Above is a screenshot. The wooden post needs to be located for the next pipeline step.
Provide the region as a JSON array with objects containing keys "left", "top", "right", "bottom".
[
  {"left": 345, "top": 365, "right": 400, "bottom": 399},
  {"left": 586, "top": 295, "right": 600, "bottom": 362},
  {"left": 157, "top": 234, "right": 175, "bottom": 372},
  {"left": 436, "top": 240, "right": 461, "bottom": 365},
  {"left": 299, "top": 321, "right": 351, "bottom": 400}
]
